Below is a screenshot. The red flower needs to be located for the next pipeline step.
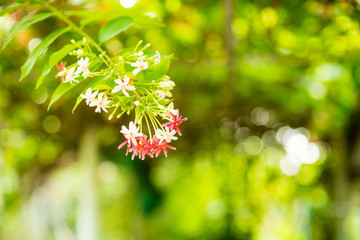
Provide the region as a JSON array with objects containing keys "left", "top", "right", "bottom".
[
  {"left": 154, "top": 139, "right": 176, "bottom": 157},
  {"left": 131, "top": 136, "right": 153, "bottom": 160},
  {"left": 55, "top": 61, "right": 67, "bottom": 83},
  {"left": 162, "top": 112, "right": 188, "bottom": 136},
  {"left": 119, "top": 134, "right": 176, "bottom": 159},
  {"left": 118, "top": 140, "right": 131, "bottom": 156}
]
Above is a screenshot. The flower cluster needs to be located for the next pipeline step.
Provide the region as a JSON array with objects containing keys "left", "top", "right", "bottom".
[
  {"left": 56, "top": 39, "right": 187, "bottom": 160},
  {"left": 118, "top": 111, "right": 187, "bottom": 160}
]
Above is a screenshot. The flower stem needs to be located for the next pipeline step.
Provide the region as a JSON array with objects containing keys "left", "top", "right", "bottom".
[
  {"left": 44, "top": 3, "right": 114, "bottom": 66},
  {"left": 144, "top": 114, "right": 153, "bottom": 140}
]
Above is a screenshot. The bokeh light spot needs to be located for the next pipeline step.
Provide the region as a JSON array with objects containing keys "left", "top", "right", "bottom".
[
  {"left": 42, "top": 115, "right": 61, "bottom": 134},
  {"left": 120, "top": 0, "right": 137, "bottom": 8},
  {"left": 28, "top": 38, "right": 41, "bottom": 53}
]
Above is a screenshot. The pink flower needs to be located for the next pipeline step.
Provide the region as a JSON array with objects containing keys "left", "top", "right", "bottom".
[
  {"left": 118, "top": 140, "right": 132, "bottom": 156},
  {"left": 162, "top": 112, "right": 188, "bottom": 136},
  {"left": 56, "top": 61, "right": 67, "bottom": 82},
  {"left": 153, "top": 137, "right": 176, "bottom": 157},
  {"left": 130, "top": 136, "right": 153, "bottom": 160}
]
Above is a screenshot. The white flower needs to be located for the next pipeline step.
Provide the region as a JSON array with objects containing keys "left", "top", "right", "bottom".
[
  {"left": 57, "top": 67, "right": 66, "bottom": 77},
  {"left": 131, "top": 59, "right": 148, "bottom": 76},
  {"left": 167, "top": 102, "right": 179, "bottom": 115},
  {"left": 112, "top": 75, "right": 136, "bottom": 97},
  {"left": 155, "top": 90, "right": 166, "bottom": 99},
  {"left": 90, "top": 93, "right": 111, "bottom": 113},
  {"left": 154, "top": 51, "right": 161, "bottom": 65},
  {"left": 165, "top": 91, "right": 172, "bottom": 98},
  {"left": 64, "top": 67, "right": 79, "bottom": 85},
  {"left": 82, "top": 70, "right": 90, "bottom": 79},
  {"left": 75, "top": 57, "right": 91, "bottom": 78},
  {"left": 80, "top": 88, "right": 98, "bottom": 105},
  {"left": 134, "top": 100, "right": 140, "bottom": 106},
  {"left": 159, "top": 80, "right": 175, "bottom": 89},
  {"left": 136, "top": 51, "right": 144, "bottom": 57},
  {"left": 120, "top": 121, "right": 143, "bottom": 146},
  {"left": 156, "top": 127, "right": 178, "bottom": 143},
  {"left": 77, "top": 49, "right": 84, "bottom": 56}
]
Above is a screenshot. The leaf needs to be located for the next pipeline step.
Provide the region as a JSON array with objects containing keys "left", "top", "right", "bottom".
[
  {"left": 36, "top": 44, "right": 76, "bottom": 88},
  {"left": 20, "top": 26, "right": 71, "bottom": 81},
  {"left": 0, "top": 4, "right": 23, "bottom": 17},
  {"left": 133, "top": 15, "right": 164, "bottom": 27},
  {"left": 48, "top": 82, "right": 79, "bottom": 111},
  {"left": 36, "top": 63, "right": 49, "bottom": 89},
  {"left": 136, "top": 55, "right": 173, "bottom": 83},
  {"left": 49, "top": 44, "right": 77, "bottom": 68},
  {"left": 79, "top": 10, "right": 129, "bottom": 26},
  {"left": 98, "top": 16, "right": 135, "bottom": 42},
  {"left": 3, "top": 12, "right": 55, "bottom": 49}
]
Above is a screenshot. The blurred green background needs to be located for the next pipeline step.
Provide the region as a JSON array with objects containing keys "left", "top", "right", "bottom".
[{"left": 1, "top": 0, "right": 360, "bottom": 239}]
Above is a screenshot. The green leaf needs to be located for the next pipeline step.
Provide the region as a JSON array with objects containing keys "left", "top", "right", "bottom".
[
  {"left": 133, "top": 15, "right": 164, "bottom": 27},
  {"left": 36, "top": 44, "right": 76, "bottom": 89},
  {"left": 20, "top": 26, "right": 71, "bottom": 81},
  {"left": 0, "top": 4, "right": 23, "bottom": 17},
  {"left": 36, "top": 63, "right": 49, "bottom": 89},
  {"left": 136, "top": 55, "right": 173, "bottom": 83},
  {"left": 3, "top": 12, "right": 55, "bottom": 49},
  {"left": 79, "top": 10, "right": 128, "bottom": 26},
  {"left": 49, "top": 44, "right": 76, "bottom": 68},
  {"left": 98, "top": 16, "right": 135, "bottom": 42},
  {"left": 78, "top": 9, "right": 164, "bottom": 28},
  {"left": 48, "top": 82, "right": 79, "bottom": 111}
]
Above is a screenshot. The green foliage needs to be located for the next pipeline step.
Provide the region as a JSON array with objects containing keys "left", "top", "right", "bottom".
[
  {"left": 137, "top": 54, "right": 173, "bottom": 83},
  {"left": 0, "top": 4, "right": 24, "bottom": 17},
  {"left": 36, "top": 44, "right": 77, "bottom": 88},
  {"left": 3, "top": 12, "right": 55, "bottom": 49},
  {"left": 20, "top": 27, "right": 71, "bottom": 81},
  {"left": 3, "top": 0, "right": 360, "bottom": 239},
  {"left": 98, "top": 16, "right": 135, "bottom": 42}
]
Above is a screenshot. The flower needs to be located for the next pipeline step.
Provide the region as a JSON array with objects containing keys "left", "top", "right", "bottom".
[
  {"left": 64, "top": 67, "right": 79, "bottom": 85},
  {"left": 130, "top": 136, "right": 153, "bottom": 160},
  {"left": 77, "top": 49, "right": 84, "bottom": 55},
  {"left": 156, "top": 127, "right": 178, "bottom": 143},
  {"left": 90, "top": 93, "right": 111, "bottom": 113},
  {"left": 118, "top": 140, "right": 132, "bottom": 156},
  {"left": 167, "top": 102, "right": 179, "bottom": 115},
  {"left": 56, "top": 61, "right": 67, "bottom": 82},
  {"left": 162, "top": 112, "right": 187, "bottom": 136},
  {"left": 120, "top": 121, "right": 143, "bottom": 146},
  {"left": 152, "top": 137, "right": 176, "bottom": 157},
  {"left": 112, "top": 75, "right": 136, "bottom": 97},
  {"left": 80, "top": 88, "right": 98, "bottom": 105},
  {"left": 155, "top": 90, "right": 166, "bottom": 99},
  {"left": 131, "top": 59, "right": 148, "bottom": 76},
  {"left": 75, "top": 57, "right": 91, "bottom": 78},
  {"left": 154, "top": 51, "right": 161, "bottom": 65},
  {"left": 159, "top": 80, "right": 175, "bottom": 89}
]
